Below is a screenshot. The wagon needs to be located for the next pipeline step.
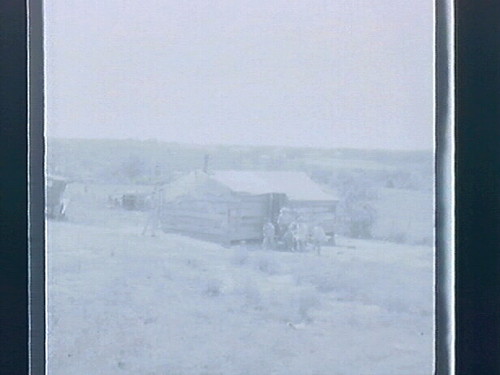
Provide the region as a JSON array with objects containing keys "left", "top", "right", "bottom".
[{"left": 121, "top": 192, "right": 149, "bottom": 211}]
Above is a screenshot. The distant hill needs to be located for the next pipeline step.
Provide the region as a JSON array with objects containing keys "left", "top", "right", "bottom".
[
  {"left": 47, "top": 137, "right": 434, "bottom": 244},
  {"left": 46, "top": 138, "right": 433, "bottom": 189}
]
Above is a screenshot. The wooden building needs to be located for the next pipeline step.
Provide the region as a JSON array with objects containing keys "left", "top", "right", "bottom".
[{"left": 161, "top": 170, "right": 339, "bottom": 244}]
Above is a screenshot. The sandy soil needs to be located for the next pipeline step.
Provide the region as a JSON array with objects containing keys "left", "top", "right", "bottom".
[{"left": 47, "top": 186, "right": 434, "bottom": 375}]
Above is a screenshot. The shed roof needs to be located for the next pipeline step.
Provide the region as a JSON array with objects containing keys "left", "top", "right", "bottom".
[
  {"left": 211, "top": 171, "right": 338, "bottom": 201},
  {"left": 165, "top": 170, "right": 338, "bottom": 202},
  {"left": 163, "top": 171, "right": 232, "bottom": 201}
]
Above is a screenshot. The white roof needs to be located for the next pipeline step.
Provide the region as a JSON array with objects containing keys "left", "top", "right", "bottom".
[
  {"left": 163, "top": 170, "right": 232, "bottom": 201},
  {"left": 211, "top": 171, "right": 338, "bottom": 202}
]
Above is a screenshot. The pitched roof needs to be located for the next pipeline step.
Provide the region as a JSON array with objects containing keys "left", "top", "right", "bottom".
[
  {"left": 163, "top": 170, "right": 232, "bottom": 201},
  {"left": 211, "top": 170, "right": 338, "bottom": 201}
]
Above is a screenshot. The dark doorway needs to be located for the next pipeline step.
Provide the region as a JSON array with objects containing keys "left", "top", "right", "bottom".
[{"left": 268, "top": 193, "right": 288, "bottom": 224}]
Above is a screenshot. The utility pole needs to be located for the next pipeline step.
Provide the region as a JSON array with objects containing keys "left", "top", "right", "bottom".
[{"left": 203, "top": 154, "right": 210, "bottom": 173}]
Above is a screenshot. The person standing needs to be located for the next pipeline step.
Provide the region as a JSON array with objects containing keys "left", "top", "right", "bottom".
[
  {"left": 277, "top": 207, "right": 293, "bottom": 237},
  {"left": 311, "top": 224, "right": 328, "bottom": 255},
  {"left": 294, "top": 218, "right": 309, "bottom": 252},
  {"left": 142, "top": 187, "right": 163, "bottom": 237},
  {"left": 283, "top": 227, "right": 296, "bottom": 252},
  {"left": 262, "top": 221, "right": 276, "bottom": 250}
]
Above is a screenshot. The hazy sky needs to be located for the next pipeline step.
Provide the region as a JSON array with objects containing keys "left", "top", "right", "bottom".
[{"left": 45, "top": 0, "right": 434, "bottom": 150}]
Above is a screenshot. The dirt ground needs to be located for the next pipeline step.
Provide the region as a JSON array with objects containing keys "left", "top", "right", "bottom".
[{"left": 47, "top": 184, "right": 434, "bottom": 375}]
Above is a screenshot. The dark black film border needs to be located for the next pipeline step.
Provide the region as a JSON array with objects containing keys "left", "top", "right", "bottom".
[
  {"left": 456, "top": 0, "right": 500, "bottom": 374},
  {"left": 28, "top": 0, "right": 46, "bottom": 374},
  {"left": 0, "top": 1, "right": 29, "bottom": 374}
]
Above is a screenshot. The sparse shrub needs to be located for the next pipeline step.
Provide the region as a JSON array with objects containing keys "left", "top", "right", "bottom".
[
  {"left": 255, "top": 255, "right": 280, "bottom": 275},
  {"left": 297, "top": 289, "right": 320, "bottom": 322},
  {"left": 186, "top": 258, "right": 200, "bottom": 268},
  {"left": 203, "top": 279, "right": 223, "bottom": 297},
  {"left": 231, "top": 247, "right": 249, "bottom": 266},
  {"left": 413, "top": 236, "right": 434, "bottom": 246},
  {"left": 294, "top": 275, "right": 304, "bottom": 286},
  {"left": 331, "top": 170, "right": 377, "bottom": 239},
  {"left": 121, "top": 154, "right": 147, "bottom": 183},
  {"left": 387, "top": 232, "right": 408, "bottom": 244},
  {"left": 380, "top": 295, "right": 408, "bottom": 313},
  {"left": 314, "top": 273, "right": 337, "bottom": 293},
  {"left": 241, "top": 281, "right": 262, "bottom": 308}
]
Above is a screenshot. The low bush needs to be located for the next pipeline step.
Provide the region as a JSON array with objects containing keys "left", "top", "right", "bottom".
[
  {"left": 230, "top": 247, "right": 249, "bottom": 266},
  {"left": 203, "top": 279, "right": 223, "bottom": 297},
  {"left": 254, "top": 255, "right": 280, "bottom": 275}
]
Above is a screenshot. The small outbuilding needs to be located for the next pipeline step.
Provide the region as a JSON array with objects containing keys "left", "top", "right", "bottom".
[
  {"left": 161, "top": 170, "right": 339, "bottom": 244},
  {"left": 46, "top": 175, "right": 69, "bottom": 219}
]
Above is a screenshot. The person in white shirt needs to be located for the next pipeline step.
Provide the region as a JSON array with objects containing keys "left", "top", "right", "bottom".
[
  {"left": 311, "top": 224, "right": 328, "bottom": 255},
  {"left": 262, "top": 221, "right": 276, "bottom": 250},
  {"left": 277, "top": 207, "right": 294, "bottom": 237},
  {"left": 293, "top": 217, "right": 309, "bottom": 252}
]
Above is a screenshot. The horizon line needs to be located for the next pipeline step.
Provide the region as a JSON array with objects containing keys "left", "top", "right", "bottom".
[{"left": 46, "top": 136, "right": 434, "bottom": 153}]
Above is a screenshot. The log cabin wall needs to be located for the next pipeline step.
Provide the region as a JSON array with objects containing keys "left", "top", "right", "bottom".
[
  {"left": 227, "top": 194, "right": 271, "bottom": 243},
  {"left": 160, "top": 188, "right": 337, "bottom": 244},
  {"left": 161, "top": 194, "right": 272, "bottom": 244},
  {"left": 161, "top": 198, "right": 231, "bottom": 243}
]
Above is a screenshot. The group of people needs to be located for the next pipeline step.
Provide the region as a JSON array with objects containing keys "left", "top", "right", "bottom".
[{"left": 262, "top": 207, "right": 329, "bottom": 255}]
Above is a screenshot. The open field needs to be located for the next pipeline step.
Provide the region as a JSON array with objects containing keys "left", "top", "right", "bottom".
[
  {"left": 47, "top": 184, "right": 434, "bottom": 375},
  {"left": 370, "top": 188, "right": 434, "bottom": 244}
]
